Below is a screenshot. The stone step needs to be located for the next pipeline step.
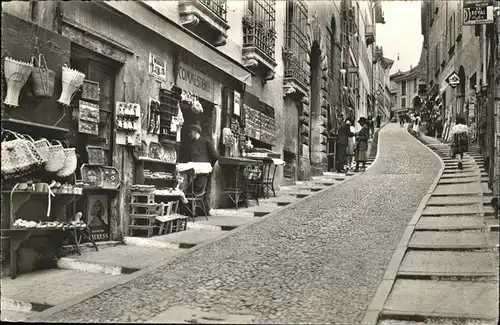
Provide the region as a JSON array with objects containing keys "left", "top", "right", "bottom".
[
  {"left": 311, "top": 176, "right": 346, "bottom": 182},
  {"left": 438, "top": 177, "right": 490, "bottom": 185},
  {"left": 262, "top": 196, "right": 299, "bottom": 206},
  {"left": 57, "top": 245, "right": 180, "bottom": 274},
  {"left": 427, "top": 195, "right": 493, "bottom": 206},
  {"left": 187, "top": 215, "right": 256, "bottom": 231},
  {"left": 422, "top": 205, "right": 495, "bottom": 216},
  {"left": 276, "top": 191, "right": 311, "bottom": 199},
  {"left": 244, "top": 205, "right": 279, "bottom": 217},
  {"left": 415, "top": 217, "right": 488, "bottom": 231},
  {"left": 0, "top": 307, "right": 38, "bottom": 322},
  {"left": 440, "top": 172, "right": 488, "bottom": 179},
  {"left": 382, "top": 280, "right": 498, "bottom": 320},
  {"left": 409, "top": 231, "right": 499, "bottom": 249},
  {"left": 398, "top": 251, "right": 498, "bottom": 277},
  {"left": 210, "top": 208, "right": 254, "bottom": 218},
  {"left": 126, "top": 229, "right": 226, "bottom": 249},
  {"left": 1, "top": 269, "right": 125, "bottom": 310},
  {"left": 280, "top": 185, "right": 325, "bottom": 192},
  {"left": 433, "top": 183, "right": 492, "bottom": 196}
]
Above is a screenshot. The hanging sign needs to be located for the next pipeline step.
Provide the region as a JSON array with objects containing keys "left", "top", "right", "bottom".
[
  {"left": 78, "top": 100, "right": 100, "bottom": 135},
  {"left": 445, "top": 71, "right": 460, "bottom": 89},
  {"left": 234, "top": 91, "right": 241, "bottom": 116},
  {"left": 149, "top": 53, "right": 167, "bottom": 80},
  {"left": 463, "top": 1, "right": 494, "bottom": 25}
]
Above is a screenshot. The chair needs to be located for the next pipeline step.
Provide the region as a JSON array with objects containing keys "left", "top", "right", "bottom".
[
  {"left": 259, "top": 161, "right": 277, "bottom": 198},
  {"left": 182, "top": 172, "right": 210, "bottom": 220}
]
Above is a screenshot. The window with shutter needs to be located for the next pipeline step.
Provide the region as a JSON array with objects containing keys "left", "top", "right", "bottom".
[{"left": 456, "top": 2, "right": 463, "bottom": 41}]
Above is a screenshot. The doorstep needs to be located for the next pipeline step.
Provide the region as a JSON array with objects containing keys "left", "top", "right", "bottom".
[
  {"left": 57, "top": 244, "right": 182, "bottom": 274},
  {"left": 186, "top": 215, "right": 257, "bottom": 231},
  {"left": 125, "top": 229, "right": 226, "bottom": 249}
]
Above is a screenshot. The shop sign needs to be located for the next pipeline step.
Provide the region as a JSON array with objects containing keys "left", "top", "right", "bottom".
[
  {"left": 463, "top": 1, "right": 494, "bottom": 25},
  {"left": 445, "top": 71, "right": 460, "bottom": 88},
  {"left": 149, "top": 53, "right": 167, "bottom": 81},
  {"left": 177, "top": 51, "right": 215, "bottom": 102},
  {"left": 86, "top": 195, "right": 110, "bottom": 242}
]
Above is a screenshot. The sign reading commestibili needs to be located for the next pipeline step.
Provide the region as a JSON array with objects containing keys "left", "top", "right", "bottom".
[
  {"left": 445, "top": 71, "right": 461, "bottom": 88},
  {"left": 463, "top": 0, "right": 494, "bottom": 25}
]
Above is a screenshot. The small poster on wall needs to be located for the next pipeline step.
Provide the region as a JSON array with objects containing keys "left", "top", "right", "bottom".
[
  {"left": 234, "top": 91, "right": 241, "bottom": 116},
  {"left": 149, "top": 53, "right": 167, "bottom": 81},
  {"left": 86, "top": 194, "right": 110, "bottom": 242}
]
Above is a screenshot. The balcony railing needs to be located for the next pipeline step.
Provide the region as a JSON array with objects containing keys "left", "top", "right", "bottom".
[
  {"left": 283, "top": 23, "right": 308, "bottom": 93},
  {"left": 199, "top": 0, "right": 227, "bottom": 21},
  {"left": 243, "top": 20, "right": 276, "bottom": 62}
]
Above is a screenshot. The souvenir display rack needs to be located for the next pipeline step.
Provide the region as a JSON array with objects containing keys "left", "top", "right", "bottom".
[{"left": 159, "top": 88, "right": 181, "bottom": 142}]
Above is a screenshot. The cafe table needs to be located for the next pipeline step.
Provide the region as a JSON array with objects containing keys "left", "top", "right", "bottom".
[{"left": 218, "top": 157, "right": 263, "bottom": 209}]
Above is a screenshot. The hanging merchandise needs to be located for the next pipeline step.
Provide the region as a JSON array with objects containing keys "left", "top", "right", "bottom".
[
  {"left": 56, "top": 147, "right": 78, "bottom": 178},
  {"left": 31, "top": 54, "right": 55, "bottom": 98},
  {"left": 1, "top": 130, "right": 43, "bottom": 179},
  {"left": 45, "top": 140, "right": 66, "bottom": 173},
  {"left": 148, "top": 98, "right": 161, "bottom": 134},
  {"left": 181, "top": 90, "right": 203, "bottom": 114},
  {"left": 78, "top": 100, "right": 100, "bottom": 135},
  {"left": 81, "top": 80, "right": 100, "bottom": 101},
  {"left": 3, "top": 57, "right": 33, "bottom": 107},
  {"left": 116, "top": 102, "right": 141, "bottom": 146},
  {"left": 58, "top": 64, "right": 85, "bottom": 106}
]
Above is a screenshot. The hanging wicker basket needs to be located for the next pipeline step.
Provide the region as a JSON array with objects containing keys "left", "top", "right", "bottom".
[{"left": 31, "top": 54, "right": 55, "bottom": 98}]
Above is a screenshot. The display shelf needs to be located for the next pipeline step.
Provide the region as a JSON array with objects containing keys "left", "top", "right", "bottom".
[
  {"left": 1, "top": 118, "right": 70, "bottom": 135},
  {"left": 136, "top": 156, "right": 177, "bottom": 165}
]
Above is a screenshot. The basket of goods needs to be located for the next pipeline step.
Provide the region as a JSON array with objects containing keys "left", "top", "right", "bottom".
[
  {"left": 31, "top": 54, "right": 56, "bottom": 98},
  {"left": 1, "top": 130, "right": 44, "bottom": 179},
  {"left": 3, "top": 57, "right": 33, "bottom": 107}
]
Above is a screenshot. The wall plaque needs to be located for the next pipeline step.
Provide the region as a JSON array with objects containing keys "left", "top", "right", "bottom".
[{"left": 149, "top": 53, "right": 167, "bottom": 81}]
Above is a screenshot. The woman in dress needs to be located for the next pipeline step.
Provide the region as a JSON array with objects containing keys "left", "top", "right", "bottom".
[
  {"left": 450, "top": 115, "right": 469, "bottom": 170},
  {"left": 346, "top": 118, "right": 356, "bottom": 170},
  {"left": 355, "top": 117, "right": 370, "bottom": 172}
]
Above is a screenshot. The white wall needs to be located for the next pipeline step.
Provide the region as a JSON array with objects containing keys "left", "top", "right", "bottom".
[{"left": 356, "top": 0, "right": 373, "bottom": 119}]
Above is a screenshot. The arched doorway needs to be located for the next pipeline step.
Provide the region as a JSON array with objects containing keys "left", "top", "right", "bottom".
[
  {"left": 412, "top": 96, "right": 422, "bottom": 113},
  {"left": 309, "top": 41, "right": 323, "bottom": 176},
  {"left": 457, "top": 66, "right": 466, "bottom": 116}
]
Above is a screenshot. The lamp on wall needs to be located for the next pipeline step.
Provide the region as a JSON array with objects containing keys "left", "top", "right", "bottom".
[{"left": 340, "top": 69, "right": 347, "bottom": 75}]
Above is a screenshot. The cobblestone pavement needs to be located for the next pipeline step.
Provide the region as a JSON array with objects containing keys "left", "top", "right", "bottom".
[{"left": 39, "top": 124, "right": 442, "bottom": 324}]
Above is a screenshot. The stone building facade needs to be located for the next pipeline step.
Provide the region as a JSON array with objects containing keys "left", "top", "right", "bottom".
[
  {"left": 390, "top": 66, "right": 424, "bottom": 114},
  {"left": 420, "top": 0, "right": 497, "bottom": 193},
  {"left": 1, "top": 0, "right": 385, "bottom": 238}
]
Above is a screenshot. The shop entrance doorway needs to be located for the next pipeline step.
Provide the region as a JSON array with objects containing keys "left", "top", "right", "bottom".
[{"left": 178, "top": 97, "right": 216, "bottom": 163}]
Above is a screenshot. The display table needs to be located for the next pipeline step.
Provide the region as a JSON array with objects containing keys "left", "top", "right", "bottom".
[
  {"left": 218, "top": 157, "right": 263, "bottom": 209},
  {"left": 1, "top": 227, "right": 98, "bottom": 279},
  {"left": 246, "top": 157, "right": 284, "bottom": 199}
]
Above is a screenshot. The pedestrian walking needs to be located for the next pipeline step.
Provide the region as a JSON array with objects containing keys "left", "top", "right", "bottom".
[
  {"left": 354, "top": 117, "right": 369, "bottom": 172},
  {"left": 367, "top": 115, "right": 375, "bottom": 138},
  {"left": 376, "top": 114, "right": 382, "bottom": 128},
  {"left": 335, "top": 118, "right": 355, "bottom": 173},
  {"left": 450, "top": 116, "right": 469, "bottom": 170},
  {"left": 346, "top": 118, "right": 356, "bottom": 170},
  {"left": 412, "top": 113, "right": 421, "bottom": 135},
  {"left": 399, "top": 113, "right": 404, "bottom": 127}
]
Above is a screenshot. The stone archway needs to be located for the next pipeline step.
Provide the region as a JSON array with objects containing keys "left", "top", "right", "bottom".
[
  {"left": 306, "top": 12, "right": 330, "bottom": 176},
  {"left": 412, "top": 96, "right": 422, "bottom": 112}
]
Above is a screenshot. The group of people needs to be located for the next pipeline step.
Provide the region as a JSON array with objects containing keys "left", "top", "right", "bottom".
[{"left": 334, "top": 117, "right": 373, "bottom": 173}]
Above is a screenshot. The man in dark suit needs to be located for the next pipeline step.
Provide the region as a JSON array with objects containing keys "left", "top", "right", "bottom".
[{"left": 186, "top": 124, "right": 218, "bottom": 215}]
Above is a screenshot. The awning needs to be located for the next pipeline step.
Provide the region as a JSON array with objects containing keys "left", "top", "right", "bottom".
[{"left": 102, "top": 1, "right": 252, "bottom": 87}]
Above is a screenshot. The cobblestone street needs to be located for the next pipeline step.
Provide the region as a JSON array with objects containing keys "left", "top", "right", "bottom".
[{"left": 37, "top": 124, "right": 441, "bottom": 323}]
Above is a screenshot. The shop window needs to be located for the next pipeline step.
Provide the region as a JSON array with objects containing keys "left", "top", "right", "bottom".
[
  {"left": 283, "top": 0, "right": 308, "bottom": 92},
  {"left": 243, "top": 0, "right": 276, "bottom": 61}
]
